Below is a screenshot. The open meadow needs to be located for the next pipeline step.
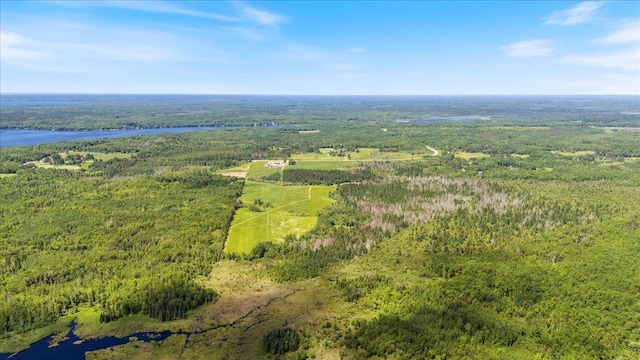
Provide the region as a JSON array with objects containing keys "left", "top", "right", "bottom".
[{"left": 225, "top": 180, "right": 335, "bottom": 254}]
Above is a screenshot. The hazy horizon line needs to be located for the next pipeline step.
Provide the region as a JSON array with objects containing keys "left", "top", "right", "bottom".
[{"left": 2, "top": 93, "right": 639, "bottom": 97}]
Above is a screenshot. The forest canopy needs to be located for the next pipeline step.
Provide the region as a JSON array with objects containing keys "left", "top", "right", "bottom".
[{"left": 1, "top": 95, "right": 639, "bottom": 359}]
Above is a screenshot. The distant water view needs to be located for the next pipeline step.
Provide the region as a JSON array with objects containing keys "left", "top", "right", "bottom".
[
  {"left": 0, "top": 127, "right": 232, "bottom": 148},
  {"left": 2, "top": 95, "right": 638, "bottom": 147},
  {"left": 0, "top": 322, "right": 174, "bottom": 360}
]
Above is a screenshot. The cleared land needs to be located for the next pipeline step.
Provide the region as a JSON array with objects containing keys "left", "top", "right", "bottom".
[
  {"left": 65, "top": 151, "right": 132, "bottom": 161},
  {"left": 289, "top": 160, "right": 358, "bottom": 170},
  {"left": 224, "top": 147, "right": 427, "bottom": 254},
  {"left": 245, "top": 160, "right": 282, "bottom": 180},
  {"left": 348, "top": 148, "right": 423, "bottom": 160},
  {"left": 290, "top": 147, "right": 425, "bottom": 162},
  {"left": 217, "top": 162, "right": 251, "bottom": 178},
  {"left": 552, "top": 150, "right": 595, "bottom": 157},
  {"left": 24, "top": 151, "right": 131, "bottom": 171},
  {"left": 455, "top": 152, "right": 490, "bottom": 160},
  {"left": 225, "top": 181, "right": 335, "bottom": 254},
  {"left": 591, "top": 126, "right": 640, "bottom": 133}
]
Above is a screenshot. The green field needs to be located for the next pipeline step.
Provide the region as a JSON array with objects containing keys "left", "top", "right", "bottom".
[
  {"left": 455, "top": 152, "right": 491, "bottom": 160},
  {"left": 348, "top": 148, "right": 423, "bottom": 160},
  {"left": 289, "top": 160, "right": 358, "bottom": 170},
  {"left": 290, "top": 147, "right": 425, "bottom": 162},
  {"left": 225, "top": 148, "right": 425, "bottom": 254},
  {"left": 592, "top": 126, "right": 640, "bottom": 133},
  {"left": 552, "top": 150, "right": 596, "bottom": 157},
  {"left": 225, "top": 181, "right": 336, "bottom": 254},
  {"left": 65, "top": 151, "right": 132, "bottom": 161},
  {"left": 290, "top": 150, "right": 339, "bottom": 161},
  {"left": 245, "top": 160, "right": 282, "bottom": 180}
]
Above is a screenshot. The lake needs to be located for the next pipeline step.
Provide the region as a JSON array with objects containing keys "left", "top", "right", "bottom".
[
  {"left": 0, "top": 322, "right": 174, "bottom": 360},
  {"left": 0, "top": 127, "right": 235, "bottom": 148},
  {"left": 0, "top": 320, "right": 231, "bottom": 359}
]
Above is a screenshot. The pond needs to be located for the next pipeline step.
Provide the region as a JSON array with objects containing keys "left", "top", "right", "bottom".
[{"left": 0, "top": 322, "right": 176, "bottom": 360}]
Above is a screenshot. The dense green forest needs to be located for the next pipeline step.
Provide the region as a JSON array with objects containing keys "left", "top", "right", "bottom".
[
  {"left": 1, "top": 96, "right": 639, "bottom": 359},
  {"left": 2, "top": 95, "right": 640, "bottom": 130}
]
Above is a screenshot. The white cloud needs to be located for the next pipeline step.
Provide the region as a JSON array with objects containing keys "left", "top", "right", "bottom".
[
  {"left": 338, "top": 73, "right": 369, "bottom": 79},
  {"left": 501, "top": 39, "right": 553, "bottom": 58},
  {"left": 350, "top": 47, "right": 368, "bottom": 53},
  {"left": 58, "top": 1, "right": 288, "bottom": 26},
  {"left": 237, "top": 3, "right": 286, "bottom": 26},
  {"left": 47, "top": 1, "right": 237, "bottom": 22},
  {"left": 562, "top": 47, "right": 640, "bottom": 71},
  {"left": 0, "top": 31, "right": 47, "bottom": 59},
  {"left": 1, "top": 31, "right": 22, "bottom": 47},
  {"left": 223, "top": 26, "right": 265, "bottom": 41},
  {"left": 545, "top": 1, "right": 604, "bottom": 26},
  {"left": 0, "top": 21, "right": 228, "bottom": 73},
  {"left": 596, "top": 20, "right": 640, "bottom": 44},
  {"left": 281, "top": 45, "right": 360, "bottom": 73}
]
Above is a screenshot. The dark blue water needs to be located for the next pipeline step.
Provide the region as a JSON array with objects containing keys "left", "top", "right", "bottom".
[
  {"left": 0, "top": 127, "right": 234, "bottom": 148},
  {"left": 0, "top": 322, "right": 173, "bottom": 360}
]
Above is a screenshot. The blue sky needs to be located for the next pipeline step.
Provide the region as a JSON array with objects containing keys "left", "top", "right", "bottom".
[{"left": 1, "top": 1, "right": 638, "bottom": 94}]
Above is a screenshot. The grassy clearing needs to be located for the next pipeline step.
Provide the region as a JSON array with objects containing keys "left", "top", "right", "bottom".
[
  {"left": 217, "top": 162, "right": 251, "bottom": 178},
  {"left": 591, "top": 126, "right": 640, "bottom": 133},
  {"left": 291, "top": 151, "right": 337, "bottom": 161},
  {"left": 64, "top": 151, "right": 132, "bottom": 161},
  {"left": 245, "top": 160, "right": 281, "bottom": 180},
  {"left": 349, "top": 148, "right": 423, "bottom": 161},
  {"left": 551, "top": 150, "right": 595, "bottom": 157},
  {"left": 32, "top": 164, "right": 83, "bottom": 170},
  {"left": 184, "top": 277, "right": 339, "bottom": 359},
  {"left": 511, "top": 153, "right": 530, "bottom": 158},
  {"left": 290, "top": 160, "right": 359, "bottom": 170},
  {"left": 291, "top": 148, "right": 425, "bottom": 162},
  {"left": 225, "top": 181, "right": 335, "bottom": 254},
  {"left": 597, "top": 157, "right": 640, "bottom": 167},
  {"left": 455, "top": 152, "right": 490, "bottom": 160},
  {"left": 197, "top": 262, "right": 343, "bottom": 359},
  {"left": 298, "top": 130, "right": 321, "bottom": 134}
]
